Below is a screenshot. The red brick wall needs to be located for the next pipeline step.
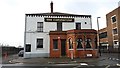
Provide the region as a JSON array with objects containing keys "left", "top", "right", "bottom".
[
  {"left": 49, "top": 31, "right": 66, "bottom": 58},
  {"left": 49, "top": 29, "right": 98, "bottom": 58}
]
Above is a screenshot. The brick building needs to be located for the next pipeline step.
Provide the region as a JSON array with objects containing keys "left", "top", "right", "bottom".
[
  {"left": 99, "top": 27, "right": 108, "bottom": 52},
  {"left": 99, "top": 6, "right": 120, "bottom": 52},
  {"left": 50, "top": 29, "right": 98, "bottom": 58}
]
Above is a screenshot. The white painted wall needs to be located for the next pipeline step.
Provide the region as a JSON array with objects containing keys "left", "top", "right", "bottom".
[
  {"left": 62, "top": 22, "right": 75, "bottom": 31},
  {"left": 75, "top": 17, "right": 91, "bottom": 29},
  {"left": 26, "top": 16, "right": 91, "bottom": 32}
]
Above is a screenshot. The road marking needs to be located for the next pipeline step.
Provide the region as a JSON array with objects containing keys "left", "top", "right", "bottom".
[
  {"left": 80, "top": 63, "right": 88, "bottom": 66},
  {"left": 116, "top": 64, "right": 120, "bottom": 66},
  {"left": 105, "top": 65, "right": 110, "bottom": 68}
]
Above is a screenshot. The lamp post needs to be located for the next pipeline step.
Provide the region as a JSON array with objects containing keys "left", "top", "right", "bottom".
[{"left": 97, "top": 17, "right": 101, "bottom": 56}]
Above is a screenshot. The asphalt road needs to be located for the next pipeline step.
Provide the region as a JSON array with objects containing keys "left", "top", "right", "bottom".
[
  {"left": 1, "top": 53, "right": 120, "bottom": 68},
  {"left": 1, "top": 64, "right": 120, "bottom": 68}
]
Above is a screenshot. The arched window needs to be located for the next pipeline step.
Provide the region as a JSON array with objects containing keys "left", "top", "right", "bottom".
[
  {"left": 85, "top": 38, "right": 91, "bottom": 48},
  {"left": 76, "top": 38, "right": 83, "bottom": 49},
  {"left": 68, "top": 38, "right": 73, "bottom": 49}
]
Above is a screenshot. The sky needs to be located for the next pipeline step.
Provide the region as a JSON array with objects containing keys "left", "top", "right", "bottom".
[{"left": 0, "top": 0, "right": 120, "bottom": 47}]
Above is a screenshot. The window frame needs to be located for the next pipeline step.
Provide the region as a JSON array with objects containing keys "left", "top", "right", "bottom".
[
  {"left": 68, "top": 38, "right": 73, "bottom": 49},
  {"left": 76, "top": 23, "right": 81, "bottom": 30},
  {"left": 36, "top": 38, "right": 43, "bottom": 49},
  {"left": 112, "top": 28, "right": 118, "bottom": 34},
  {"left": 37, "top": 22, "right": 43, "bottom": 32},
  {"left": 85, "top": 38, "right": 92, "bottom": 49},
  {"left": 76, "top": 38, "right": 83, "bottom": 49},
  {"left": 53, "top": 39, "right": 58, "bottom": 50},
  {"left": 111, "top": 15, "right": 117, "bottom": 23},
  {"left": 57, "top": 22, "right": 62, "bottom": 31}
]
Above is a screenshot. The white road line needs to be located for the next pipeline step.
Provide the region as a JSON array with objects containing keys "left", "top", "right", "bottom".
[{"left": 105, "top": 65, "right": 110, "bottom": 68}]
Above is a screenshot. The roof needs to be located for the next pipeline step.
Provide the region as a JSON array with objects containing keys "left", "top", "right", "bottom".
[{"left": 26, "top": 12, "right": 91, "bottom": 18}]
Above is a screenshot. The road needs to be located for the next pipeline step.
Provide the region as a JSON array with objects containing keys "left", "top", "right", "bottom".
[
  {"left": 1, "top": 53, "right": 120, "bottom": 68},
  {"left": 1, "top": 64, "right": 120, "bottom": 68}
]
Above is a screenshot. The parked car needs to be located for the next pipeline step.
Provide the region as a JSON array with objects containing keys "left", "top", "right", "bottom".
[{"left": 18, "top": 50, "right": 24, "bottom": 57}]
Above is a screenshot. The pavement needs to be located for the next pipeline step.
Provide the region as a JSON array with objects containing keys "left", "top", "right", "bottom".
[{"left": 2, "top": 53, "right": 120, "bottom": 66}]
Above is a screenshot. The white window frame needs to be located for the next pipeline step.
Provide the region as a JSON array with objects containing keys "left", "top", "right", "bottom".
[{"left": 111, "top": 15, "right": 117, "bottom": 24}]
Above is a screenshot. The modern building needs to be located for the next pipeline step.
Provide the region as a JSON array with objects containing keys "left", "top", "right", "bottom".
[
  {"left": 24, "top": 2, "right": 98, "bottom": 58},
  {"left": 99, "top": 27, "right": 108, "bottom": 52},
  {"left": 99, "top": 6, "right": 120, "bottom": 52}
]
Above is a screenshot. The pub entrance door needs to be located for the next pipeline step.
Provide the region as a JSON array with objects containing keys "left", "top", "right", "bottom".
[{"left": 61, "top": 39, "right": 66, "bottom": 56}]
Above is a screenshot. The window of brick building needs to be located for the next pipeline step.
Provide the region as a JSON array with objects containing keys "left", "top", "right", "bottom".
[
  {"left": 111, "top": 16, "right": 116, "bottom": 23},
  {"left": 53, "top": 39, "right": 58, "bottom": 49},
  {"left": 85, "top": 38, "right": 92, "bottom": 48},
  {"left": 69, "top": 38, "right": 73, "bottom": 49},
  {"left": 76, "top": 38, "right": 83, "bottom": 49},
  {"left": 113, "top": 28, "right": 118, "bottom": 34}
]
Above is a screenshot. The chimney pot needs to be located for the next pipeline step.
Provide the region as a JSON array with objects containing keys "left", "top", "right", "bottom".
[{"left": 50, "top": 1, "right": 53, "bottom": 13}]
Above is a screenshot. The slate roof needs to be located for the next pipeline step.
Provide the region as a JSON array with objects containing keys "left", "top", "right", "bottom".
[{"left": 26, "top": 12, "right": 91, "bottom": 18}]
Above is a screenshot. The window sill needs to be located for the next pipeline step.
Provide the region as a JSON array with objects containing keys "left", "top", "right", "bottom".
[
  {"left": 69, "top": 49, "right": 74, "bottom": 50},
  {"left": 53, "top": 49, "right": 59, "bottom": 51},
  {"left": 37, "top": 31, "right": 43, "bottom": 32},
  {"left": 36, "top": 48, "right": 44, "bottom": 50},
  {"left": 85, "top": 49, "right": 93, "bottom": 50},
  {"left": 76, "top": 49, "right": 84, "bottom": 50}
]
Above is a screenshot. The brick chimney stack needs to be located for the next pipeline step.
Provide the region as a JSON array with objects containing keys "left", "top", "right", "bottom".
[{"left": 50, "top": 1, "right": 53, "bottom": 13}]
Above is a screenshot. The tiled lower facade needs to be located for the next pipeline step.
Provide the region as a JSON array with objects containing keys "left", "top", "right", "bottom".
[{"left": 49, "top": 29, "right": 98, "bottom": 58}]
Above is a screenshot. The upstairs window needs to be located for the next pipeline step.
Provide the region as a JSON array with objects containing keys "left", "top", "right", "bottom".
[
  {"left": 37, "top": 39, "right": 43, "bottom": 48},
  {"left": 111, "top": 16, "right": 116, "bottom": 23},
  {"left": 99, "top": 32, "right": 107, "bottom": 39},
  {"left": 37, "top": 22, "right": 43, "bottom": 32},
  {"left": 57, "top": 22, "right": 62, "bottom": 31},
  {"left": 76, "top": 23, "right": 81, "bottom": 30},
  {"left": 113, "top": 28, "right": 118, "bottom": 34}
]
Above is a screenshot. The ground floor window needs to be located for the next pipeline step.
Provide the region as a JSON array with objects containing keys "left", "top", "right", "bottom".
[
  {"left": 25, "top": 44, "right": 31, "bottom": 52},
  {"left": 68, "top": 38, "right": 73, "bottom": 49},
  {"left": 85, "top": 38, "right": 92, "bottom": 48},
  {"left": 113, "top": 41, "right": 119, "bottom": 48},
  {"left": 53, "top": 39, "right": 58, "bottom": 49},
  {"left": 76, "top": 38, "right": 83, "bottom": 49},
  {"left": 37, "top": 38, "right": 43, "bottom": 48}
]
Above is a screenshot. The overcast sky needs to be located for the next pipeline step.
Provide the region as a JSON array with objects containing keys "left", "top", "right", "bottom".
[{"left": 0, "top": 0, "right": 120, "bottom": 47}]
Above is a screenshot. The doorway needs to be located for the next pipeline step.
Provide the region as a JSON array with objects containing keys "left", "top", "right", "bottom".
[{"left": 61, "top": 39, "right": 66, "bottom": 56}]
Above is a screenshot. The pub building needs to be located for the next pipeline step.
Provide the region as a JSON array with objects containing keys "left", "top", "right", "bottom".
[{"left": 24, "top": 1, "right": 98, "bottom": 58}]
